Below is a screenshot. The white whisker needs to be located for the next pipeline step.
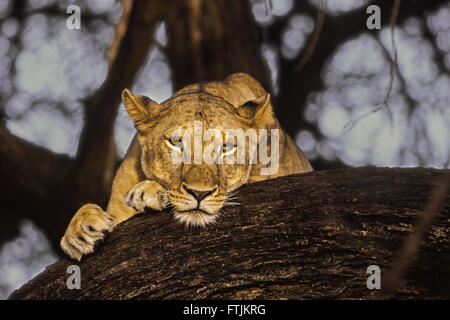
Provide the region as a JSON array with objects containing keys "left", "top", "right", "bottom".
[{"left": 223, "top": 201, "right": 240, "bottom": 206}]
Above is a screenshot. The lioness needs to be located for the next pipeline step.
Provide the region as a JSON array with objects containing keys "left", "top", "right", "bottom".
[{"left": 61, "top": 73, "right": 313, "bottom": 261}]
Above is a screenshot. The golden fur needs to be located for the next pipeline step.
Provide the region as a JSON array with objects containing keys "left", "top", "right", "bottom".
[{"left": 60, "top": 73, "right": 312, "bottom": 261}]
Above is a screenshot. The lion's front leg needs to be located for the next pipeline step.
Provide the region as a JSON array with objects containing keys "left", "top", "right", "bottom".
[
  {"left": 60, "top": 204, "right": 116, "bottom": 261},
  {"left": 125, "top": 180, "right": 170, "bottom": 212}
]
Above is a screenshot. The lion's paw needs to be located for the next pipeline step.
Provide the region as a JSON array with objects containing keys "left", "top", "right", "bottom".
[
  {"left": 125, "top": 180, "right": 169, "bottom": 212},
  {"left": 60, "top": 204, "right": 116, "bottom": 261}
]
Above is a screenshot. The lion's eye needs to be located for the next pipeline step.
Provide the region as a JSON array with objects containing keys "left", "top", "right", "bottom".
[
  {"left": 165, "top": 137, "right": 183, "bottom": 150},
  {"left": 222, "top": 143, "right": 236, "bottom": 156},
  {"left": 171, "top": 138, "right": 181, "bottom": 146}
]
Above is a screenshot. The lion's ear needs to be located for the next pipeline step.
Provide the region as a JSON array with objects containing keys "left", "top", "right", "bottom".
[
  {"left": 121, "top": 89, "right": 160, "bottom": 131},
  {"left": 237, "top": 93, "right": 273, "bottom": 125}
]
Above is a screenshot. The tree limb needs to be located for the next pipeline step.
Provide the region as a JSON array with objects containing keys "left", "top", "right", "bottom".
[
  {"left": 0, "top": 122, "right": 73, "bottom": 246},
  {"left": 384, "top": 173, "right": 450, "bottom": 294},
  {"left": 9, "top": 167, "right": 450, "bottom": 300}
]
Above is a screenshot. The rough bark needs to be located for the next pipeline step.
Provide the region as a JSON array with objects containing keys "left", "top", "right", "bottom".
[{"left": 9, "top": 167, "right": 450, "bottom": 300}]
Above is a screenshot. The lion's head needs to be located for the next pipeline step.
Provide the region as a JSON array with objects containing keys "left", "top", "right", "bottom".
[{"left": 121, "top": 73, "right": 278, "bottom": 226}]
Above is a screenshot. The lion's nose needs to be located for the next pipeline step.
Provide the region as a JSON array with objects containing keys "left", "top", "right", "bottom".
[{"left": 182, "top": 184, "right": 217, "bottom": 201}]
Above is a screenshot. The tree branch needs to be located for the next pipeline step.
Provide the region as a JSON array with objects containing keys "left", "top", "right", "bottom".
[
  {"left": 0, "top": 122, "right": 73, "bottom": 245},
  {"left": 384, "top": 173, "right": 450, "bottom": 294},
  {"left": 9, "top": 167, "right": 450, "bottom": 300},
  {"left": 294, "top": 10, "right": 325, "bottom": 73}
]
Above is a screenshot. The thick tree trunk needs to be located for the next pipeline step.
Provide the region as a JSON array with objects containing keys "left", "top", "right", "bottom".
[
  {"left": 166, "top": 0, "right": 270, "bottom": 91},
  {"left": 9, "top": 167, "right": 450, "bottom": 300}
]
